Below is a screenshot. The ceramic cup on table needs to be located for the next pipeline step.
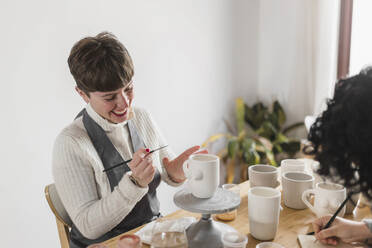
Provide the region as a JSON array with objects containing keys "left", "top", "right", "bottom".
[
  {"left": 248, "top": 187, "right": 281, "bottom": 240},
  {"left": 248, "top": 165, "right": 279, "bottom": 188},
  {"left": 182, "top": 154, "right": 220, "bottom": 198},
  {"left": 117, "top": 234, "right": 142, "bottom": 248},
  {"left": 302, "top": 182, "right": 347, "bottom": 217},
  {"left": 297, "top": 158, "right": 325, "bottom": 185},
  {"left": 280, "top": 159, "right": 307, "bottom": 175},
  {"left": 282, "top": 171, "right": 314, "bottom": 209}
]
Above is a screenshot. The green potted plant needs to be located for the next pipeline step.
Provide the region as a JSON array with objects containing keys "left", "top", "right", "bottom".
[{"left": 202, "top": 98, "right": 304, "bottom": 183}]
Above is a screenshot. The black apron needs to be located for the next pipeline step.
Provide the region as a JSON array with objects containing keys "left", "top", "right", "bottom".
[{"left": 69, "top": 109, "right": 161, "bottom": 248}]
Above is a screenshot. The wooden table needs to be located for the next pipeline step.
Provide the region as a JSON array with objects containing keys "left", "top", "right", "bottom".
[{"left": 102, "top": 181, "right": 372, "bottom": 248}]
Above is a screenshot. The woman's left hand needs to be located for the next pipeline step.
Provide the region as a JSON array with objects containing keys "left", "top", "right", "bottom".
[{"left": 163, "top": 145, "right": 208, "bottom": 183}]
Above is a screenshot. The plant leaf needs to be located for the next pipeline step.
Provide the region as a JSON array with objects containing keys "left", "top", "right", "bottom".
[
  {"left": 243, "top": 149, "right": 261, "bottom": 165},
  {"left": 281, "top": 140, "right": 301, "bottom": 157},
  {"left": 255, "top": 144, "right": 265, "bottom": 153},
  {"left": 244, "top": 104, "right": 256, "bottom": 129},
  {"left": 241, "top": 137, "right": 256, "bottom": 165},
  {"left": 268, "top": 112, "right": 279, "bottom": 129},
  {"left": 237, "top": 130, "right": 246, "bottom": 142},
  {"left": 265, "top": 150, "right": 277, "bottom": 166},
  {"left": 255, "top": 136, "right": 273, "bottom": 151},
  {"left": 273, "top": 144, "right": 283, "bottom": 154},
  {"left": 251, "top": 102, "right": 268, "bottom": 129},
  {"left": 226, "top": 158, "right": 235, "bottom": 183},
  {"left": 201, "top": 133, "right": 227, "bottom": 148},
  {"left": 227, "top": 139, "right": 239, "bottom": 158},
  {"left": 273, "top": 100, "right": 286, "bottom": 128},
  {"left": 236, "top": 98, "right": 245, "bottom": 134},
  {"left": 256, "top": 121, "right": 277, "bottom": 141},
  {"left": 241, "top": 137, "right": 255, "bottom": 151},
  {"left": 253, "top": 150, "right": 260, "bottom": 164},
  {"left": 276, "top": 132, "right": 289, "bottom": 143}
]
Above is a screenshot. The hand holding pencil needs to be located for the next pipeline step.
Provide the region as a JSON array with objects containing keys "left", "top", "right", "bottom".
[
  {"left": 312, "top": 214, "right": 372, "bottom": 245},
  {"left": 127, "top": 148, "right": 156, "bottom": 188}
]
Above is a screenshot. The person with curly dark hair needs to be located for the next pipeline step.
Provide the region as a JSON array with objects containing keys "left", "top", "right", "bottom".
[{"left": 306, "top": 67, "right": 372, "bottom": 246}]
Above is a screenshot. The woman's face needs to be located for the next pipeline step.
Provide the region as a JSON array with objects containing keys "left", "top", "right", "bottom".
[{"left": 77, "top": 82, "right": 134, "bottom": 124}]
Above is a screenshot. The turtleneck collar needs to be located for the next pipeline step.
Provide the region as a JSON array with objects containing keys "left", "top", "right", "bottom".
[{"left": 86, "top": 103, "right": 133, "bottom": 132}]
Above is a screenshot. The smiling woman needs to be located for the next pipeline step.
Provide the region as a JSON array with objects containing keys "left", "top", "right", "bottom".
[{"left": 52, "top": 32, "right": 206, "bottom": 248}]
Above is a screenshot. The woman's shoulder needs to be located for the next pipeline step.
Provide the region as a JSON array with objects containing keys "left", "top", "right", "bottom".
[
  {"left": 132, "top": 106, "right": 150, "bottom": 118},
  {"left": 54, "top": 117, "right": 89, "bottom": 146},
  {"left": 132, "top": 107, "right": 154, "bottom": 125}
]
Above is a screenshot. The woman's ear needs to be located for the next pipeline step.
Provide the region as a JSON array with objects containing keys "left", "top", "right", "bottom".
[{"left": 75, "top": 86, "right": 90, "bottom": 103}]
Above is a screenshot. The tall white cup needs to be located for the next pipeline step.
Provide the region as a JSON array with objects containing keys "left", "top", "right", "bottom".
[
  {"left": 248, "top": 165, "right": 279, "bottom": 188},
  {"left": 248, "top": 187, "right": 281, "bottom": 240},
  {"left": 182, "top": 154, "right": 220, "bottom": 198},
  {"left": 302, "top": 182, "right": 346, "bottom": 217}
]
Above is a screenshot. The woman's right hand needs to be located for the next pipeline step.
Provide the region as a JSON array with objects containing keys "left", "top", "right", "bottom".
[
  {"left": 128, "top": 148, "right": 155, "bottom": 188},
  {"left": 313, "top": 215, "right": 372, "bottom": 245}
]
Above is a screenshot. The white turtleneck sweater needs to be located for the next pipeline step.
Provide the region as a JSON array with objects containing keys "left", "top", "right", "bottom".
[{"left": 52, "top": 104, "right": 180, "bottom": 239}]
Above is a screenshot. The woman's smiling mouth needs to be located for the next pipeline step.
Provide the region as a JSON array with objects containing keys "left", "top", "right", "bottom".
[{"left": 112, "top": 109, "right": 127, "bottom": 117}]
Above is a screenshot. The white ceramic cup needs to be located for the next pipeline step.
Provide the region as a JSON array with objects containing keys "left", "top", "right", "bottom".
[
  {"left": 282, "top": 172, "right": 314, "bottom": 209},
  {"left": 280, "top": 159, "right": 307, "bottom": 175},
  {"left": 182, "top": 154, "right": 220, "bottom": 198},
  {"left": 248, "top": 187, "right": 281, "bottom": 241},
  {"left": 302, "top": 182, "right": 346, "bottom": 217},
  {"left": 248, "top": 165, "right": 279, "bottom": 188}
]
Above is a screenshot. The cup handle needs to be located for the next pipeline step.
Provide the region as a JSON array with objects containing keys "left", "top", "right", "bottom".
[
  {"left": 302, "top": 189, "right": 317, "bottom": 214},
  {"left": 275, "top": 181, "right": 280, "bottom": 188},
  {"left": 194, "top": 170, "right": 203, "bottom": 181},
  {"left": 182, "top": 160, "right": 192, "bottom": 179}
]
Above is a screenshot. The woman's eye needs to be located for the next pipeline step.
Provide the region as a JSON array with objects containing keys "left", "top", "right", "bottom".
[{"left": 105, "top": 96, "right": 116, "bottom": 102}]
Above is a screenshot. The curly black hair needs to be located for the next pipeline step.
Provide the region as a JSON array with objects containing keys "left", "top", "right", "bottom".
[{"left": 305, "top": 67, "right": 372, "bottom": 200}]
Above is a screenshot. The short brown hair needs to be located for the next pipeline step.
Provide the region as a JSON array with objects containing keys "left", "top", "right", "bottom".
[{"left": 68, "top": 32, "right": 134, "bottom": 95}]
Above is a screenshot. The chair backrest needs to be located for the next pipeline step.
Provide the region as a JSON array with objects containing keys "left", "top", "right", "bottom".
[{"left": 45, "top": 184, "right": 73, "bottom": 228}]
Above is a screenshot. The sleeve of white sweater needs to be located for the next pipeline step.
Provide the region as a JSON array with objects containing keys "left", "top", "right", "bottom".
[{"left": 52, "top": 133, "right": 148, "bottom": 239}]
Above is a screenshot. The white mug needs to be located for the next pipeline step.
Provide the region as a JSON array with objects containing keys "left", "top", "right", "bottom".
[
  {"left": 280, "top": 159, "right": 307, "bottom": 175},
  {"left": 182, "top": 154, "right": 220, "bottom": 198},
  {"left": 248, "top": 187, "right": 281, "bottom": 240},
  {"left": 282, "top": 172, "right": 314, "bottom": 209},
  {"left": 302, "top": 182, "right": 346, "bottom": 217},
  {"left": 248, "top": 165, "right": 279, "bottom": 188}
]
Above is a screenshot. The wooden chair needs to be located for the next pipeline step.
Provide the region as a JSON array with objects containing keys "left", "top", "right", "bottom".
[{"left": 45, "top": 184, "right": 72, "bottom": 248}]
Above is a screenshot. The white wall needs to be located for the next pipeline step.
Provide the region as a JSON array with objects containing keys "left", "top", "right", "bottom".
[
  {"left": 256, "top": 0, "right": 340, "bottom": 125},
  {"left": 350, "top": 0, "right": 372, "bottom": 75},
  {"left": 0, "top": 0, "right": 241, "bottom": 246}
]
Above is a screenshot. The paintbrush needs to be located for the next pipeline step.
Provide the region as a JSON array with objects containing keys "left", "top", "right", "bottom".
[{"left": 103, "top": 145, "right": 168, "bottom": 172}]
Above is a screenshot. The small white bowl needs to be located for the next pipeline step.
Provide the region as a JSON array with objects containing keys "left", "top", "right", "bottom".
[{"left": 222, "top": 232, "right": 248, "bottom": 248}]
